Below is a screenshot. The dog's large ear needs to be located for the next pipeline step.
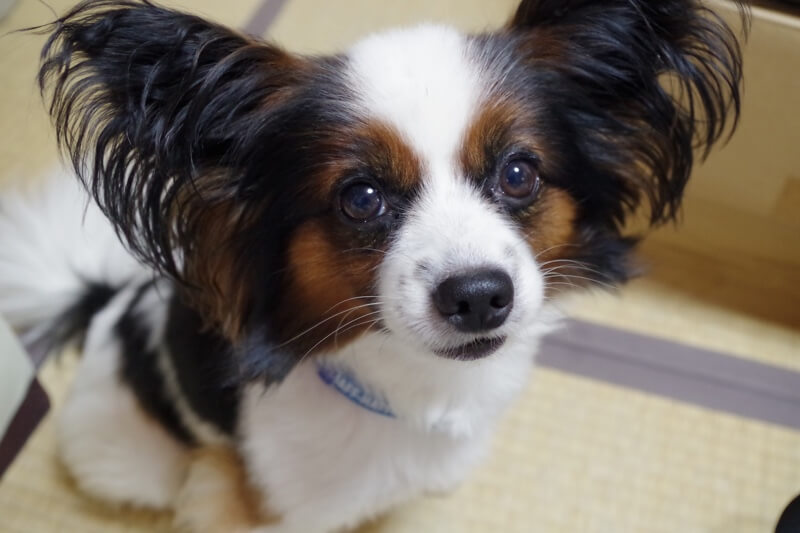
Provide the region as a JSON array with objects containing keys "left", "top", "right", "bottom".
[
  {"left": 38, "top": 0, "right": 309, "bottom": 338},
  {"left": 507, "top": 0, "right": 747, "bottom": 225}
]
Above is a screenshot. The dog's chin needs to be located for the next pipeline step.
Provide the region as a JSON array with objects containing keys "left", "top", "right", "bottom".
[{"left": 432, "top": 336, "right": 507, "bottom": 361}]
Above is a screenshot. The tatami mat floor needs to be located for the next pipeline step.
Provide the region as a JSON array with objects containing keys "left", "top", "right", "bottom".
[{"left": 1, "top": 1, "right": 798, "bottom": 532}]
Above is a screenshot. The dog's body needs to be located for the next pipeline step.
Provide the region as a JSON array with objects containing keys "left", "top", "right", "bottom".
[
  {"left": 3, "top": 167, "right": 549, "bottom": 533},
  {"left": 0, "top": 1, "right": 746, "bottom": 531}
]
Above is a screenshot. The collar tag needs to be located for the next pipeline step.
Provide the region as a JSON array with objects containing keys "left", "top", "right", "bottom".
[{"left": 316, "top": 361, "right": 395, "bottom": 418}]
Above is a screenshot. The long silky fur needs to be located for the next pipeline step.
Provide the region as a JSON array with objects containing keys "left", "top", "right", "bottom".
[
  {"left": 509, "top": 0, "right": 747, "bottom": 226},
  {"left": 39, "top": 0, "right": 289, "bottom": 276},
  {"left": 35, "top": 0, "right": 351, "bottom": 350}
]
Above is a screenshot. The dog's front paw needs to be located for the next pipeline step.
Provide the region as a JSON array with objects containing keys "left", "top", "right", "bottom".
[{"left": 173, "top": 447, "right": 268, "bottom": 533}]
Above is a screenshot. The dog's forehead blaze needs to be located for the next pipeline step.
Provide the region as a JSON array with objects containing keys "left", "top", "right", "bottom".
[
  {"left": 279, "top": 220, "right": 383, "bottom": 353},
  {"left": 347, "top": 25, "right": 483, "bottom": 170}
]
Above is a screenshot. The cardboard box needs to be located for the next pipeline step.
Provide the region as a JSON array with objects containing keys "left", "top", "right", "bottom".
[{"left": 641, "top": 0, "right": 800, "bottom": 328}]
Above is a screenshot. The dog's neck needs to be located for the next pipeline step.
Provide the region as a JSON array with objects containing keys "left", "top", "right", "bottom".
[
  {"left": 315, "top": 359, "right": 396, "bottom": 418},
  {"left": 318, "top": 320, "right": 556, "bottom": 439}
]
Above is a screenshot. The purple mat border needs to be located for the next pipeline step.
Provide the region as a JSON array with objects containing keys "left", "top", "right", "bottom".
[
  {"left": 242, "top": 0, "right": 289, "bottom": 37},
  {"left": 539, "top": 320, "right": 800, "bottom": 430}
]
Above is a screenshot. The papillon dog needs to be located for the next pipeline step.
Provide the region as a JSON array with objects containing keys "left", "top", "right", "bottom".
[{"left": 0, "top": 0, "right": 746, "bottom": 531}]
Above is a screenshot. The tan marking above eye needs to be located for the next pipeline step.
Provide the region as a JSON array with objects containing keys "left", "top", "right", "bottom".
[
  {"left": 360, "top": 121, "right": 423, "bottom": 192},
  {"left": 309, "top": 120, "right": 423, "bottom": 203},
  {"left": 459, "top": 99, "right": 544, "bottom": 184}
]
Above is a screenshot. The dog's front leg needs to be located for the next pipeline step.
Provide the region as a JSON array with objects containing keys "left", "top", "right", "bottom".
[{"left": 173, "top": 447, "right": 277, "bottom": 533}]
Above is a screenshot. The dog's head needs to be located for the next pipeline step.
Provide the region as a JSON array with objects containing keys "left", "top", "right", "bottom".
[{"left": 39, "top": 0, "right": 746, "bottom": 380}]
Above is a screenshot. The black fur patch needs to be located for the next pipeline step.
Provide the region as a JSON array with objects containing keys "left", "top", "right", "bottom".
[
  {"left": 116, "top": 281, "right": 194, "bottom": 444},
  {"left": 114, "top": 282, "right": 242, "bottom": 442},
  {"left": 163, "top": 295, "right": 240, "bottom": 435},
  {"left": 37, "top": 280, "right": 116, "bottom": 354}
]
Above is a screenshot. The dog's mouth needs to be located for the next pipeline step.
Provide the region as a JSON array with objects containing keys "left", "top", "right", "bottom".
[{"left": 433, "top": 336, "right": 506, "bottom": 361}]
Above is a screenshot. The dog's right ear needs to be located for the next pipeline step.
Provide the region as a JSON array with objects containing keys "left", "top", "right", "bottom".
[
  {"left": 505, "top": 0, "right": 747, "bottom": 226},
  {"left": 38, "top": 0, "right": 309, "bottom": 338}
]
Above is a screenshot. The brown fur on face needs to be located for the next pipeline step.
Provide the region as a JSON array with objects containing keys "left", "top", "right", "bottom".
[
  {"left": 181, "top": 119, "right": 422, "bottom": 346},
  {"left": 307, "top": 119, "right": 424, "bottom": 203},
  {"left": 350, "top": 120, "right": 424, "bottom": 193},
  {"left": 178, "top": 183, "right": 268, "bottom": 340},
  {"left": 460, "top": 100, "right": 543, "bottom": 181},
  {"left": 460, "top": 99, "right": 580, "bottom": 283},
  {"left": 520, "top": 187, "right": 577, "bottom": 260},
  {"left": 251, "top": 120, "right": 422, "bottom": 356},
  {"left": 274, "top": 219, "right": 385, "bottom": 357}
]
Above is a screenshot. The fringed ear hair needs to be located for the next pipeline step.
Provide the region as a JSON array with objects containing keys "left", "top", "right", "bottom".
[
  {"left": 37, "top": 0, "right": 308, "bottom": 339},
  {"left": 508, "top": 0, "right": 748, "bottom": 226}
]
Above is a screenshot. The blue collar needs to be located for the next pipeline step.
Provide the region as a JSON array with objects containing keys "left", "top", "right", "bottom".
[{"left": 316, "top": 361, "right": 395, "bottom": 418}]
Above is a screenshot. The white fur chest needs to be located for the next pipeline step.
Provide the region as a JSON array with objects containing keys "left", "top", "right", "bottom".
[{"left": 238, "top": 331, "right": 545, "bottom": 532}]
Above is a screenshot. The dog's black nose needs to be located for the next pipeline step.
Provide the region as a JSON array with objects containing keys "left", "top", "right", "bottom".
[{"left": 433, "top": 269, "right": 514, "bottom": 333}]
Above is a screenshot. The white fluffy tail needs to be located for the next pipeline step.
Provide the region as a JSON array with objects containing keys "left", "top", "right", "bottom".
[{"left": 0, "top": 167, "right": 144, "bottom": 342}]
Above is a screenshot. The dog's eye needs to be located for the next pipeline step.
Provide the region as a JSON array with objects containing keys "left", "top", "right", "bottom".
[
  {"left": 340, "top": 182, "right": 385, "bottom": 222},
  {"left": 499, "top": 158, "right": 541, "bottom": 204}
]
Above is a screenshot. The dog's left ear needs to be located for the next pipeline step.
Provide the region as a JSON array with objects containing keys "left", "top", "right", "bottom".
[{"left": 507, "top": 0, "right": 748, "bottom": 225}]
